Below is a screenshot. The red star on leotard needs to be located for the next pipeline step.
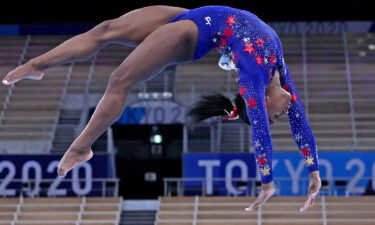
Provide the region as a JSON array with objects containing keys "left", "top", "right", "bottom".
[
  {"left": 291, "top": 93, "right": 298, "bottom": 102},
  {"left": 243, "top": 43, "right": 255, "bottom": 55},
  {"left": 255, "top": 55, "right": 263, "bottom": 66},
  {"left": 283, "top": 84, "right": 290, "bottom": 91},
  {"left": 222, "top": 27, "right": 234, "bottom": 37},
  {"left": 239, "top": 87, "right": 246, "bottom": 96},
  {"left": 247, "top": 97, "right": 257, "bottom": 109},
  {"left": 300, "top": 148, "right": 310, "bottom": 156},
  {"left": 270, "top": 54, "right": 276, "bottom": 64},
  {"left": 257, "top": 157, "right": 267, "bottom": 165},
  {"left": 255, "top": 37, "right": 264, "bottom": 47},
  {"left": 226, "top": 16, "right": 236, "bottom": 25},
  {"left": 232, "top": 52, "right": 238, "bottom": 62},
  {"left": 219, "top": 37, "right": 228, "bottom": 46}
]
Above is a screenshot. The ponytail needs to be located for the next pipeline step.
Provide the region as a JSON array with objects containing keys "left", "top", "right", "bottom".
[{"left": 187, "top": 92, "right": 250, "bottom": 128}]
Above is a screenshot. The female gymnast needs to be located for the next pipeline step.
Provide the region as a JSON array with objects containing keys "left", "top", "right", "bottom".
[{"left": 2, "top": 5, "right": 321, "bottom": 212}]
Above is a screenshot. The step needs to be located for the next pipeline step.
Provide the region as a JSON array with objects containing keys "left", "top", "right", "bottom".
[
  {"left": 59, "top": 119, "right": 80, "bottom": 123},
  {"left": 1, "top": 117, "right": 57, "bottom": 124},
  {"left": 53, "top": 139, "right": 72, "bottom": 143},
  {"left": 10, "top": 94, "right": 61, "bottom": 101},
  {"left": 4, "top": 110, "right": 58, "bottom": 117},
  {"left": 0, "top": 125, "right": 53, "bottom": 132},
  {"left": 52, "top": 141, "right": 72, "bottom": 145},
  {"left": 121, "top": 211, "right": 156, "bottom": 225},
  {"left": 11, "top": 88, "right": 63, "bottom": 94},
  {"left": 15, "top": 80, "right": 67, "bottom": 86},
  {"left": 55, "top": 129, "right": 76, "bottom": 133},
  {"left": 53, "top": 144, "right": 72, "bottom": 149},
  {"left": 0, "top": 133, "right": 53, "bottom": 140},
  {"left": 53, "top": 136, "right": 74, "bottom": 140},
  {"left": 7, "top": 102, "right": 60, "bottom": 110}
]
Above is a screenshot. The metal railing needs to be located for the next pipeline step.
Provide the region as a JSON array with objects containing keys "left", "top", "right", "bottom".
[
  {"left": 192, "top": 196, "right": 198, "bottom": 225},
  {"left": 155, "top": 195, "right": 375, "bottom": 225},
  {"left": 183, "top": 122, "right": 253, "bottom": 154},
  {"left": 342, "top": 32, "right": 358, "bottom": 150},
  {"left": 301, "top": 32, "right": 309, "bottom": 117},
  {"left": 75, "top": 55, "right": 97, "bottom": 138},
  {"left": 257, "top": 205, "right": 262, "bottom": 225},
  {"left": 321, "top": 196, "right": 327, "bottom": 225},
  {"left": 51, "top": 63, "right": 75, "bottom": 151},
  {"left": 4, "top": 195, "right": 121, "bottom": 225},
  {"left": 163, "top": 177, "right": 373, "bottom": 197},
  {"left": 0, "top": 178, "right": 119, "bottom": 197},
  {"left": 0, "top": 35, "right": 31, "bottom": 125},
  {"left": 0, "top": 125, "right": 52, "bottom": 154}
]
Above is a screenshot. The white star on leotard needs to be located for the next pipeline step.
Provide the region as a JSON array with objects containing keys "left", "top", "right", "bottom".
[
  {"left": 254, "top": 140, "right": 261, "bottom": 148},
  {"left": 296, "top": 113, "right": 300, "bottom": 118},
  {"left": 294, "top": 133, "right": 302, "bottom": 142},
  {"left": 264, "top": 49, "right": 270, "bottom": 57}
]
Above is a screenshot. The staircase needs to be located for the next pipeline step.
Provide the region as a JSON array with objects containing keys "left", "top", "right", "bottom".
[
  {"left": 120, "top": 211, "right": 156, "bottom": 225},
  {"left": 51, "top": 109, "right": 81, "bottom": 153}
]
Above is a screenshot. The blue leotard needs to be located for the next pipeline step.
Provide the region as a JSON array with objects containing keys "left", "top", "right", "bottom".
[{"left": 170, "top": 6, "right": 319, "bottom": 184}]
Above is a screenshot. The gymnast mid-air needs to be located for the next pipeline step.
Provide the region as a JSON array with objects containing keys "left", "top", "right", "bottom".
[{"left": 2, "top": 5, "right": 321, "bottom": 212}]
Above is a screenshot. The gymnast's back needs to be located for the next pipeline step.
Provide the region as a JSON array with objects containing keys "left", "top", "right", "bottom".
[{"left": 169, "top": 6, "right": 282, "bottom": 62}]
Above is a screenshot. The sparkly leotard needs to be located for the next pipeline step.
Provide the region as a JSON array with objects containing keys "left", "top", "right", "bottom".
[{"left": 170, "top": 6, "right": 319, "bottom": 184}]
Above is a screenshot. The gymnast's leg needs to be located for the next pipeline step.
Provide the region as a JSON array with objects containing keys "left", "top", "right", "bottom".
[
  {"left": 2, "top": 6, "right": 187, "bottom": 85},
  {"left": 57, "top": 20, "right": 197, "bottom": 176}
]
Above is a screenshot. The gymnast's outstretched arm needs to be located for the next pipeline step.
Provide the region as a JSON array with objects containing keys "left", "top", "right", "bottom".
[
  {"left": 279, "top": 65, "right": 321, "bottom": 212},
  {"left": 56, "top": 20, "right": 197, "bottom": 177}
]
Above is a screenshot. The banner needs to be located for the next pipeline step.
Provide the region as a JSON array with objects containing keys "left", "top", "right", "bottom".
[
  {"left": 271, "top": 152, "right": 375, "bottom": 195},
  {"left": 114, "top": 106, "right": 186, "bottom": 124},
  {"left": 183, "top": 154, "right": 256, "bottom": 196},
  {"left": 184, "top": 152, "right": 375, "bottom": 196},
  {"left": 0, "top": 154, "right": 113, "bottom": 197},
  {"left": 269, "top": 21, "right": 374, "bottom": 34},
  {"left": 90, "top": 100, "right": 187, "bottom": 125}
]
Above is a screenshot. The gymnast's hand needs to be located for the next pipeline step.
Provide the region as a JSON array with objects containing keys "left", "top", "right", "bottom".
[
  {"left": 2, "top": 61, "right": 44, "bottom": 85},
  {"left": 300, "top": 171, "right": 321, "bottom": 212},
  {"left": 245, "top": 181, "right": 275, "bottom": 212}
]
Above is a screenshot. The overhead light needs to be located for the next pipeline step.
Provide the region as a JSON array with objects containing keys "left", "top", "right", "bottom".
[{"left": 138, "top": 92, "right": 173, "bottom": 100}]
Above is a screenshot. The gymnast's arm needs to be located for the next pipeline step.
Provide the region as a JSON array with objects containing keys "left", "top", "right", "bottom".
[
  {"left": 240, "top": 78, "right": 274, "bottom": 184},
  {"left": 238, "top": 72, "right": 277, "bottom": 211},
  {"left": 279, "top": 66, "right": 319, "bottom": 173},
  {"left": 279, "top": 65, "right": 321, "bottom": 211}
]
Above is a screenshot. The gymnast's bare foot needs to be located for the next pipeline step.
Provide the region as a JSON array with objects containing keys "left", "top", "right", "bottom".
[
  {"left": 57, "top": 145, "right": 93, "bottom": 177},
  {"left": 2, "top": 61, "right": 44, "bottom": 85},
  {"left": 245, "top": 181, "right": 275, "bottom": 211},
  {"left": 300, "top": 171, "right": 321, "bottom": 212}
]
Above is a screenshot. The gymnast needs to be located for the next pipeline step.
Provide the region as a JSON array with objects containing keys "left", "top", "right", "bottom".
[{"left": 2, "top": 5, "right": 321, "bottom": 212}]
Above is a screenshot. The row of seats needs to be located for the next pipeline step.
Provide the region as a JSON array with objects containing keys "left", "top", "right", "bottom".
[
  {"left": 0, "top": 36, "right": 70, "bottom": 153},
  {"left": 0, "top": 197, "right": 122, "bottom": 225},
  {"left": 156, "top": 196, "right": 375, "bottom": 225}
]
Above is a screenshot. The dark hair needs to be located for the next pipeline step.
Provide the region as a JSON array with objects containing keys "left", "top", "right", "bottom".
[{"left": 187, "top": 92, "right": 250, "bottom": 128}]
